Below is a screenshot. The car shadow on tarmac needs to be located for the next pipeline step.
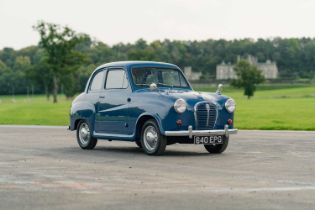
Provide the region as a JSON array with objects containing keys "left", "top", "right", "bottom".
[
  {"left": 55, "top": 145, "right": 212, "bottom": 157},
  {"left": 96, "top": 146, "right": 211, "bottom": 156}
]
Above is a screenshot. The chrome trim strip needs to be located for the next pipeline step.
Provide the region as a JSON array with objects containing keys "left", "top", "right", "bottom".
[
  {"left": 165, "top": 125, "right": 238, "bottom": 139},
  {"left": 194, "top": 104, "right": 198, "bottom": 128},
  {"left": 206, "top": 103, "right": 210, "bottom": 127}
]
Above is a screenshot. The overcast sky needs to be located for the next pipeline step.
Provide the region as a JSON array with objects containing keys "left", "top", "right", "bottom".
[{"left": 1, "top": 0, "right": 315, "bottom": 49}]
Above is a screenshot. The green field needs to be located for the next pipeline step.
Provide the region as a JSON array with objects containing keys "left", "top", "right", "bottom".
[
  {"left": 0, "top": 85, "right": 315, "bottom": 130},
  {"left": 196, "top": 84, "right": 315, "bottom": 130}
]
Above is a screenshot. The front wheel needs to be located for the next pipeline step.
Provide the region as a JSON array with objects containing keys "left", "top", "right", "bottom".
[
  {"left": 204, "top": 136, "right": 229, "bottom": 154},
  {"left": 135, "top": 140, "right": 142, "bottom": 148},
  {"left": 76, "top": 120, "right": 97, "bottom": 149},
  {"left": 141, "top": 120, "right": 167, "bottom": 155}
]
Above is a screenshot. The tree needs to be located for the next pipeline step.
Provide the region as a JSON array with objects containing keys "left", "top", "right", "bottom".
[
  {"left": 231, "top": 60, "right": 265, "bottom": 99},
  {"left": 26, "top": 49, "right": 53, "bottom": 100},
  {"left": 60, "top": 50, "right": 88, "bottom": 99},
  {"left": 127, "top": 39, "right": 155, "bottom": 60},
  {"left": 3, "top": 36, "right": 315, "bottom": 96},
  {"left": 33, "top": 21, "right": 85, "bottom": 103},
  {"left": 0, "top": 60, "right": 10, "bottom": 95},
  {"left": 13, "top": 56, "right": 31, "bottom": 95}
]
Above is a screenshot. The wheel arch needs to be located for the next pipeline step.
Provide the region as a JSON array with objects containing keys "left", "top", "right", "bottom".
[
  {"left": 134, "top": 114, "right": 163, "bottom": 141},
  {"left": 70, "top": 101, "right": 95, "bottom": 131},
  {"left": 73, "top": 119, "right": 84, "bottom": 130}
]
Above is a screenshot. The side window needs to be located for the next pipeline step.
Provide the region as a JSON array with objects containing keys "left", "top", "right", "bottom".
[
  {"left": 89, "top": 71, "right": 104, "bottom": 91},
  {"left": 105, "top": 70, "right": 128, "bottom": 89}
]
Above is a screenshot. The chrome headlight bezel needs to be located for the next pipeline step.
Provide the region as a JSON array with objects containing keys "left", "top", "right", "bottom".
[
  {"left": 225, "top": 98, "right": 236, "bottom": 113},
  {"left": 174, "top": 98, "right": 187, "bottom": 113}
]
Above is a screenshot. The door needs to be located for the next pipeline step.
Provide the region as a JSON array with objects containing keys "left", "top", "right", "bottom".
[
  {"left": 86, "top": 69, "right": 106, "bottom": 132},
  {"left": 95, "top": 68, "right": 131, "bottom": 135}
]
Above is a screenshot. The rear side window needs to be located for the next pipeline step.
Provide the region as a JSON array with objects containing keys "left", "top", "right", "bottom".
[
  {"left": 105, "top": 70, "right": 128, "bottom": 89},
  {"left": 89, "top": 71, "right": 104, "bottom": 91}
]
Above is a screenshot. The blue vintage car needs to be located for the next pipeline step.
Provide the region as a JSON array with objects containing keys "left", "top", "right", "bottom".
[{"left": 69, "top": 61, "right": 237, "bottom": 155}]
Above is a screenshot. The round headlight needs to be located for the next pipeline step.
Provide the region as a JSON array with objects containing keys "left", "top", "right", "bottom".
[
  {"left": 225, "top": 98, "right": 236, "bottom": 113},
  {"left": 174, "top": 98, "right": 187, "bottom": 113}
]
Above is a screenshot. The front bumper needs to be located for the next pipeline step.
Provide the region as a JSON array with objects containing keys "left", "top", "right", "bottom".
[{"left": 164, "top": 125, "right": 238, "bottom": 139}]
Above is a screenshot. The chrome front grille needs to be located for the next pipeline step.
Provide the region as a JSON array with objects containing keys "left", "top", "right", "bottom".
[{"left": 195, "top": 102, "right": 217, "bottom": 130}]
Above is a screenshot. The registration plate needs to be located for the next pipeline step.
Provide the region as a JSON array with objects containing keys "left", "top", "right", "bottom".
[{"left": 194, "top": 135, "right": 223, "bottom": 145}]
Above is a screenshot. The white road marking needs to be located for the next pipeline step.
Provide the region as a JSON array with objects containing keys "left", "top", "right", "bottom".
[{"left": 203, "top": 186, "right": 315, "bottom": 193}]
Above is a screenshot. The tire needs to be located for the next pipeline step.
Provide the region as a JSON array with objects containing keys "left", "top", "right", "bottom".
[
  {"left": 135, "top": 140, "right": 142, "bottom": 148},
  {"left": 204, "top": 136, "right": 229, "bottom": 154},
  {"left": 76, "top": 120, "right": 97, "bottom": 150},
  {"left": 141, "top": 120, "right": 167, "bottom": 155}
]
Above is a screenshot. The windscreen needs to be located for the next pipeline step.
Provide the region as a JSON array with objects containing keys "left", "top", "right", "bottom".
[{"left": 131, "top": 67, "right": 190, "bottom": 88}]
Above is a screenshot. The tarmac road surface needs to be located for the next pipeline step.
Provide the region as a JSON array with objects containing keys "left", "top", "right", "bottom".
[{"left": 0, "top": 126, "right": 314, "bottom": 210}]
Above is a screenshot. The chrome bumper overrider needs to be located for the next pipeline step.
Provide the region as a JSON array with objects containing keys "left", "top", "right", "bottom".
[{"left": 164, "top": 125, "right": 238, "bottom": 139}]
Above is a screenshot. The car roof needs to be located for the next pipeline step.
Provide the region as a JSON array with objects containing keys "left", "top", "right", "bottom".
[{"left": 96, "top": 61, "right": 179, "bottom": 70}]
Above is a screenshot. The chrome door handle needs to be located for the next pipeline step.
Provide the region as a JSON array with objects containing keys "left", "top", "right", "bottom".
[{"left": 99, "top": 96, "right": 105, "bottom": 99}]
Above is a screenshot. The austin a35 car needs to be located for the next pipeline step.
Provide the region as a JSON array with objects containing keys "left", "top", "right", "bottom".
[{"left": 69, "top": 61, "right": 237, "bottom": 155}]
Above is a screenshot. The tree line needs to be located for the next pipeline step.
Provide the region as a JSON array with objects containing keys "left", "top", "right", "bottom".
[{"left": 0, "top": 21, "right": 315, "bottom": 101}]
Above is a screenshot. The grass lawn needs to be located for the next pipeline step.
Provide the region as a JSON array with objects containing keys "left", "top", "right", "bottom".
[
  {"left": 0, "top": 95, "right": 71, "bottom": 126},
  {"left": 0, "top": 85, "right": 315, "bottom": 130}
]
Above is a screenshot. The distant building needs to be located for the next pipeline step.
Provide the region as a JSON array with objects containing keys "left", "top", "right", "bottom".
[
  {"left": 216, "top": 62, "right": 237, "bottom": 80},
  {"left": 183, "top": 66, "right": 202, "bottom": 81},
  {"left": 216, "top": 55, "right": 278, "bottom": 80}
]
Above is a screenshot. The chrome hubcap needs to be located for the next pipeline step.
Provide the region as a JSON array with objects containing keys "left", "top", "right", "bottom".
[
  {"left": 143, "top": 125, "right": 159, "bottom": 152},
  {"left": 79, "top": 123, "right": 90, "bottom": 145}
]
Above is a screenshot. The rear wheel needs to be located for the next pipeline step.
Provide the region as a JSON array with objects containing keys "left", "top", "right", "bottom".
[
  {"left": 204, "top": 136, "right": 229, "bottom": 154},
  {"left": 141, "top": 120, "right": 167, "bottom": 155},
  {"left": 76, "top": 120, "right": 97, "bottom": 149}
]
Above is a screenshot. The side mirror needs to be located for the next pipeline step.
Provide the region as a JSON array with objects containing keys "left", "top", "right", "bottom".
[
  {"left": 149, "top": 83, "right": 157, "bottom": 91},
  {"left": 216, "top": 84, "right": 223, "bottom": 95}
]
